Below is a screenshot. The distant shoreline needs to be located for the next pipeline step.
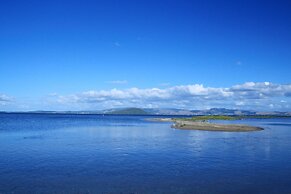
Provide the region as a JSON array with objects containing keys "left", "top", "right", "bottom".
[
  {"left": 1, "top": 112, "right": 291, "bottom": 118},
  {"left": 0, "top": 107, "right": 290, "bottom": 117}
]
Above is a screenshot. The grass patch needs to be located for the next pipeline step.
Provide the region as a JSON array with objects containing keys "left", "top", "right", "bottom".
[{"left": 174, "top": 115, "right": 291, "bottom": 121}]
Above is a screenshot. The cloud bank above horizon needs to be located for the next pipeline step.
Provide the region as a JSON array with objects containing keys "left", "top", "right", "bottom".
[
  {"left": 1, "top": 82, "right": 291, "bottom": 111},
  {"left": 43, "top": 82, "right": 291, "bottom": 111}
]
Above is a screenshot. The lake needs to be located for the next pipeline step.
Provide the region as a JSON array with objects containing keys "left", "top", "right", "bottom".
[{"left": 0, "top": 113, "right": 291, "bottom": 194}]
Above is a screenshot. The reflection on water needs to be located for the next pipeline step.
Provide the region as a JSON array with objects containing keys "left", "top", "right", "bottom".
[{"left": 0, "top": 113, "right": 291, "bottom": 193}]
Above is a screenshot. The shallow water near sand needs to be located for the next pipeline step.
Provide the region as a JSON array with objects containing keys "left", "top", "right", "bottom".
[{"left": 0, "top": 113, "right": 291, "bottom": 194}]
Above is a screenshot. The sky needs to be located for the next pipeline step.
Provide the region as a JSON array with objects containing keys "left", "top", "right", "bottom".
[{"left": 0, "top": 0, "right": 291, "bottom": 111}]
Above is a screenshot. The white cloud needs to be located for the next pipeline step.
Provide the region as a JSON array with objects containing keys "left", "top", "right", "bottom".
[
  {"left": 0, "top": 94, "right": 13, "bottom": 107},
  {"left": 230, "top": 82, "right": 291, "bottom": 98},
  {"left": 49, "top": 82, "right": 291, "bottom": 110},
  {"left": 0, "top": 94, "right": 11, "bottom": 102}
]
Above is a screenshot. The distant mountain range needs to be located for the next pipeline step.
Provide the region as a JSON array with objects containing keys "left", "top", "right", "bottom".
[
  {"left": 102, "top": 107, "right": 291, "bottom": 116},
  {"left": 7, "top": 107, "right": 290, "bottom": 116},
  {"left": 103, "top": 108, "right": 148, "bottom": 115}
]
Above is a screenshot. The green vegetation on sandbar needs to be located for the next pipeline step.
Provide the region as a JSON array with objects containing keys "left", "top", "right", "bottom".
[
  {"left": 175, "top": 115, "right": 291, "bottom": 121},
  {"left": 188, "top": 115, "right": 237, "bottom": 121}
]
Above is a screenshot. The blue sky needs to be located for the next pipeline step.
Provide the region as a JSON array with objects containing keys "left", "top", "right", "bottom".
[{"left": 0, "top": 0, "right": 291, "bottom": 111}]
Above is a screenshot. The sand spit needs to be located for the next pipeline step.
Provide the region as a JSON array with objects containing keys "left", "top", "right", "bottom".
[{"left": 149, "top": 118, "right": 263, "bottom": 132}]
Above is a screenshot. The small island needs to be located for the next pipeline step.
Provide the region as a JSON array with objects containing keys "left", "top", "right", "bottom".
[{"left": 150, "top": 115, "right": 269, "bottom": 132}]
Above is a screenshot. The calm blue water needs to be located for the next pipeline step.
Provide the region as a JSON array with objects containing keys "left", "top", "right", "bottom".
[{"left": 0, "top": 113, "right": 291, "bottom": 194}]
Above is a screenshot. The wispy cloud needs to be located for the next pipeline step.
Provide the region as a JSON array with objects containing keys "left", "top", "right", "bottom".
[
  {"left": 49, "top": 82, "right": 291, "bottom": 111},
  {"left": 236, "top": 61, "right": 242, "bottom": 66},
  {"left": 0, "top": 94, "right": 12, "bottom": 102},
  {"left": 114, "top": 42, "right": 121, "bottom": 47},
  {"left": 107, "top": 80, "right": 128, "bottom": 84},
  {"left": 159, "top": 82, "right": 171, "bottom": 87},
  {"left": 0, "top": 94, "right": 13, "bottom": 106}
]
